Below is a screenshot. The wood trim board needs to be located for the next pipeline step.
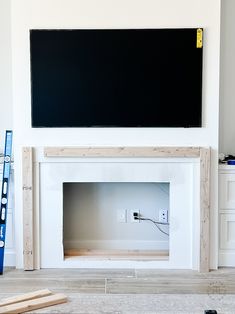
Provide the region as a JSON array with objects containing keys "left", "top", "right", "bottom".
[
  {"left": 64, "top": 249, "right": 169, "bottom": 261},
  {"left": 22, "top": 147, "right": 34, "bottom": 270},
  {"left": 22, "top": 146, "right": 210, "bottom": 272},
  {"left": 0, "top": 289, "right": 52, "bottom": 307},
  {"left": 0, "top": 291, "right": 67, "bottom": 314},
  {"left": 199, "top": 147, "right": 211, "bottom": 272},
  {"left": 44, "top": 146, "right": 201, "bottom": 158}
]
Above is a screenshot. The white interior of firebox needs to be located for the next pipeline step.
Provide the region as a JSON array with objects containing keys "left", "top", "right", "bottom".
[{"left": 63, "top": 182, "right": 170, "bottom": 259}]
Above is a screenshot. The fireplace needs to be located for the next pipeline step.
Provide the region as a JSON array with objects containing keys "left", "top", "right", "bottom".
[
  {"left": 22, "top": 146, "right": 210, "bottom": 271},
  {"left": 63, "top": 182, "right": 170, "bottom": 260}
]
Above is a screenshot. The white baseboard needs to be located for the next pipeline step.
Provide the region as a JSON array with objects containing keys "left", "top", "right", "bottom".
[
  {"left": 219, "top": 251, "right": 235, "bottom": 267},
  {"left": 64, "top": 240, "right": 168, "bottom": 250},
  {"left": 4, "top": 250, "right": 16, "bottom": 267}
]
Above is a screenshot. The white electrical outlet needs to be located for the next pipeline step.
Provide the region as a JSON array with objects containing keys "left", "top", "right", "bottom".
[
  {"left": 117, "top": 209, "right": 127, "bottom": 223},
  {"left": 159, "top": 209, "right": 168, "bottom": 223},
  {"left": 130, "top": 210, "right": 140, "bottom": 223}
]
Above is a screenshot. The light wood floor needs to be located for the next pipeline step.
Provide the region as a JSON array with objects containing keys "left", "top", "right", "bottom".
[{"left": 1, "top": 267, "right": 235, "bottom": 313}]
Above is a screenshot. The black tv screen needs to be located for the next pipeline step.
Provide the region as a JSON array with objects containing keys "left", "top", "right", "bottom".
[{"left": 30, "top": 29, "right": 203, "bottom": 127}]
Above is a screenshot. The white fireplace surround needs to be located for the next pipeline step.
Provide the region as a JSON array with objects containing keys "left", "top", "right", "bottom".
[{"left": 22, "top": 146, "right": 210, "bottom": 272}]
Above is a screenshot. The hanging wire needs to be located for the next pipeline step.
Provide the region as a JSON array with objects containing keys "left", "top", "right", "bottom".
[{"left": 135, "top": 216, "right": 169, "bottom": 236}]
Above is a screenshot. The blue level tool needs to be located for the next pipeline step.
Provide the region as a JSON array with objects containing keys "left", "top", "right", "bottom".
[{"left": 0, "top": 130, "right": 13, "bottom": 274}]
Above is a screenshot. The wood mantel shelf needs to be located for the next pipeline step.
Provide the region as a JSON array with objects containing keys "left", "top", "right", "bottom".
[
  {"left": 44, "top": 146, "right": 201, "bottom": 158},
  {"left": 23, "top": 146, "right": 210, "bottom": 272}
]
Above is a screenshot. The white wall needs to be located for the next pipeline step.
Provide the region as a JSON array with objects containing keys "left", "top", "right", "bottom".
[
  {"left": 219, "top": 0, "right": 235, "bottom": 155},
  {"left": 0, "top": 0, "right": 14, "bottom": 266},
  {"left": 0, "top": 0, "right": 13, "bottom": 151},
  {"left": 11, "top": 0, "right": 221, "bottom": 269}
]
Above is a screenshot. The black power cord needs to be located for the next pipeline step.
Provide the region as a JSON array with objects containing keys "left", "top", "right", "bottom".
[{"left": 133, "top": 213, "right": 169, "bottom": 236}]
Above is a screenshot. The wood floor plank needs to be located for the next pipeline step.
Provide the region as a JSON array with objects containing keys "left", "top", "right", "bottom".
[
  {"left": 0, "top": 278, "right": 105, "bottom": 294},
  {"left": 1, "top": 268, "right": 235, "bottom": 313},
  {"left": 25, "top": 294, "right": 235, "bottom": 314},
  {"left": 3, "top": 268, "right": 135, "bottom": 279},
  {"left": 106, "top": 278, "right": 235, "bottom": 294},
  {"left": 1, "top": 268, "right": 235, "bottom": 298},
  {"left": 135, "top": 269, "right": 207, "bottom": 279}
]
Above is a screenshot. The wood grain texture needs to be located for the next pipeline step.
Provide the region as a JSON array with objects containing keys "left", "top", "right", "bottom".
[
  {"left": 33, "top": 161, "right": 40, "bottom": 270},
  {"left": 0, "top": 289, "right": 52, "bottom": 307},
  {"left": 22, "top": 147, "right": 34, "bottom": 270},
  {"left": 2, "top": 267, "right": 235, "bottom": 296},
  {"left": 199, "top": 147, "right": 211, "bottom": 272},
  {"left": 0, "top": 293, "right": 67, "bottom": 314},
  {"left": 3, "top": 268, "right": 135, "bottom": 279},
  {"left": 44, "top": 146, "right": 201, "bottom": 158},
  {"left": 65, "top": 249, "right": 169, "bottom": 261},
  {"left": 0, "top": 278, "right": 105, "bottom": 294}
]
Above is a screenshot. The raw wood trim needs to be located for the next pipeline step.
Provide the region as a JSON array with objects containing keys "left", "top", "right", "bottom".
[
  {"left": 22, "top": 147, "right": 34, "bottom": 270},
  {"left": 65, "top": 249, "right": 169, "bottom": 256},
  {"left": 24, "top": 146, "right": 211, "bottom": 272},
  {"left": 0, "top": 293, "right": 67, "bottom": 314},
  {"left": 33, "top": 161, "right": 40, "bottom": 270},
  {"left": 0, "top": 289, "right": 52, "bottom": 307},
  {"left": 64, "top": 249, "right": 169, "bottom": 261},
  {"left": 44, "top": 146, "right": 201, "bottom": 158},
  {"left": 199, "top": 147, "right": 211, "bottom": 272}
]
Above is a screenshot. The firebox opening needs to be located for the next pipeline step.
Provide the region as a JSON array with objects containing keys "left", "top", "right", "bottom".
[{"left": 63, "top": 182, "right": 169, "bottom": 260}]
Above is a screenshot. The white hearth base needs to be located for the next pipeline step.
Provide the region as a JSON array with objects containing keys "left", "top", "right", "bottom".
[{"left": 40, "top": 160, "right": 197, "bottom": 269}]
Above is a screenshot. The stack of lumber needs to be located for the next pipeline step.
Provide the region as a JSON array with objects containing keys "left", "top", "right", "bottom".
[{"left": 0, "top": 289, "right": 67, "bottom": 313}]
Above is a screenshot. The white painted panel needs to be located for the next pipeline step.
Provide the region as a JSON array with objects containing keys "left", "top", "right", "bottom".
[
  {"left": 0, "top": 0, "right": 13, "bottom": 152},
  {"left": 5, "top": 212, "right": 14, "bottom": 249},
  {"left": 4, "top": 250, "right": 16, "bottom": 267},
  {"left": 0, "top": 0, "right": 14, "bottom": 266},
  {"left": 219, "top": 0, "right": 235, "bottom": 155},
  {"left": 220, "top": 213, "right": 235, "bottom": 250},
  {"left": 219, "top": 168, "right": 235, "bottom": 267},
  {"left": 40, "top": 161, "right": 195, "bottom": 269},
  {"left": 219, "top": 251, "right": 235, "bottom": 267},
  {"left": 228, "top": 181, "right": 235, "bottom": 202},
  {"left": 219, "top": 173, "right": 235, "bottom": 209},
  {"left": 11, "top": 0, "right": 220, "bottom": 148},
  {"left": 11, "top": 0, "right": 220, "bottom": 269},
  {"left": 228, "top": 221, "right": 235, "bottom": 240}
]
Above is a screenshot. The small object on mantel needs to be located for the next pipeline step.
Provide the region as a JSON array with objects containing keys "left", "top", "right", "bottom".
[
  {"left": 219, "top": 153, "right": 235, "bottom": 164},
  {"left": 0, "top": 289, "right": 67, "bottom": 313},
  {"left": 204, "top": 310, "right": 217, "bottom": 314}
]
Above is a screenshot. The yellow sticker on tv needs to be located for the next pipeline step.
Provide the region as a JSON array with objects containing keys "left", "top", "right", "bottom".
[{"left": 197, "top": 28, "right": 203, "bottom": 48}]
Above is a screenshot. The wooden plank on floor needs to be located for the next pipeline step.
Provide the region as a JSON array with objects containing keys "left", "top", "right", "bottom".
[
  {"left": 0, "top": 293, "right": 67, "bottom": 314},
  {"left": 0, "top": 289, "right": 52, "bottom": 307},
  {"left": 22, "top": 147, "right": 34, "bottom": 270}
]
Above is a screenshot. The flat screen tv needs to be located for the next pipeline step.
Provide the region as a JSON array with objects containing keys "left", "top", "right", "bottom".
[{"left": 30, "top": 28, "right": 203, "bottom": 127}]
